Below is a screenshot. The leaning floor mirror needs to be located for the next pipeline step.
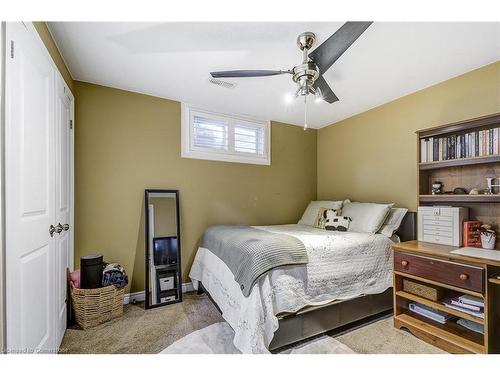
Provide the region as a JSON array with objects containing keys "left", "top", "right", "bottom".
[{"left": 144, "top": 189, "right": 182, "bottom": 309}]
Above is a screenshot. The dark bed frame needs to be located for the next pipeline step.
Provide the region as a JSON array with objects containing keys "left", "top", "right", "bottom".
[{"left": 197, "top": 212, "right": 417, "bottom": 351}]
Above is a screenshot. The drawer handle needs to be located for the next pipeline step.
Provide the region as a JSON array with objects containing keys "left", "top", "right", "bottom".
[
  {"left": 459, "top": 273, "right": 469, "bottom": 281},
  {"left": 401, "top": 260, "right": 409, "bottom": 267}
]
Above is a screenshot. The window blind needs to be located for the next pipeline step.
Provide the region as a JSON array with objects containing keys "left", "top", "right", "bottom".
[
  {"left": 234, "top": 123, "right": 265, "bottom": 155},
  {"left": 192, "top": 115, "right": 228, "bottom": 151}
]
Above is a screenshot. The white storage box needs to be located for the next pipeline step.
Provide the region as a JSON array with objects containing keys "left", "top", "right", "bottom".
[
  {"left": 159, "top": 276, "right": 175, "bottom": 291},
  {"left": 418, "top": 206, "right": 468, "bottom": 246}
]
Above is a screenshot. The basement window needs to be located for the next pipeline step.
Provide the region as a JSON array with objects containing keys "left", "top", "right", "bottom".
[{"left": 181, "top": 103, "right": 271, "bottom": 165}]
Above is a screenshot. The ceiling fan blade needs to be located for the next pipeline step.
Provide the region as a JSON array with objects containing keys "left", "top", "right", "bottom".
[
  {"left": 314, "top": 76, "right": 339, "bottom": 104},
  {"left": 309, "top": 22, "right": 373, "bottom": 74},
  {"left": 210, "top": 70, "right": 289, "bottom": 78}
]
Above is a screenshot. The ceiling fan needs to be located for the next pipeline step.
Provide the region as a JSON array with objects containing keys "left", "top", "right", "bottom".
[{"left": 210, "top": 22, "right": 373, "bottom": 128}]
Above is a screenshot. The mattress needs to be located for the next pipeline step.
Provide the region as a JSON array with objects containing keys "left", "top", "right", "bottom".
[{"left": 189, "top": 224, "right": 395, "bottom": 353}]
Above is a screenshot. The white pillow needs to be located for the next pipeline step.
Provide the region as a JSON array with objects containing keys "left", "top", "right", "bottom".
[
  {"left": 342, "top": 201, "right": 394, "bottom": 234},
  {"left": 377, "top": 208, "right": 408, "bottom": 237},
  {"left": 298, "top": 200, "right": 344, "bottom": 226}
]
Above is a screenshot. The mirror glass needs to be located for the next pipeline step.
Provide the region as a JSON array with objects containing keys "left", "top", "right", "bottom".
[{"left": 145, "top": 190, "right": 182, "bottom": 308}]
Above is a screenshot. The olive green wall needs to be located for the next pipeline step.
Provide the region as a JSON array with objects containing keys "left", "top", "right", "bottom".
[
  {"left": 318, "top": 62, "right": 500, "bottom": 211},
  {"left": 74, "top": 81, "right": 317, "bottom": 293}
]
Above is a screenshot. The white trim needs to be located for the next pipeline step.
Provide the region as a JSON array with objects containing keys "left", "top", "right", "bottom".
[
  {"left": 123, "top": 282, "right": 195, "bottom": 305},
  {"left": 181, "top": 103, "right": 271, "bottom": 166},
  {"left": 123, "top": 291, "right": 145, "bottom": 305},
  {"left": 0, "top": 21, "right": 5, "bottom": 353}
]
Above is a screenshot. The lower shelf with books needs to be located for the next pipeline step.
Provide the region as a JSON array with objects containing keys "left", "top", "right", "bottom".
[{"left": 395, "top": 290, "right": 484, "bottom": 325}]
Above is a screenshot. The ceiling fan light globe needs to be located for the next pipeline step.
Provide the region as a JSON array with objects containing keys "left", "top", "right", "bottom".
[{"left": 284, "top": 93, "right": 294, "bottom": 104}]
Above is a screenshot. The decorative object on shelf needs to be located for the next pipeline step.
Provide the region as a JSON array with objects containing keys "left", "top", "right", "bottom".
[
  {"left": 403, "top": 279, "right": 444, "bottom": 302},
  {"left": 479, "top": 224, "right": 496, "bottom": 250},
  {"left": 486, "top": 177, "right": 500, "bottom": 194},
  {"left": 469, "top": 188, "right": 480, "bottom": 195},
  {"left": 463, "top": 221, "right": 482, "bottom": 248},
  {"left": 431, "top": 181, "right": 443, "bottom": 195},
  {"left": 453, "top": 187, "right": 468, "bottom": 195}
]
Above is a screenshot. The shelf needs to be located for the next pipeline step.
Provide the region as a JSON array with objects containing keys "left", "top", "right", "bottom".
[
  {"left": 419, "top": 155, "right": 500, "bottom": 170},
  {"left": 155, "top": 264, "right": 178, "bottom": 271},
  {"left": 419, "top": 194, "right": 500, "bottom": 203},
  {"left": 394, "top": 271, "right": 484, "bottom": 298},
  {"left": 395, "top": 290, "right": 484, "bottom": 325},
  {"left": 488, "top": 276, "right": 500, "bottom": 285},
  {"left": 395, "top": 311, "right": 485, "bottom": 354},
  {"left": 417, "top": 113, "right": 500, "bottom": 138}
]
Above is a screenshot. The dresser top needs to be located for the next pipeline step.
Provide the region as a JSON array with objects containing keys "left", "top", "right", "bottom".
[{"left": 393, "top": 240, "right": 500, "bottom": 267}]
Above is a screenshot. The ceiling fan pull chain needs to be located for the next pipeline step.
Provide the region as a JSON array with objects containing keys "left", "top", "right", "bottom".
[{"left": 304, "top": 95, "right": 308, "bottom": 130}]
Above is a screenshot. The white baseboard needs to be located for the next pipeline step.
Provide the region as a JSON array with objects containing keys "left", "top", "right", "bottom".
[{"left": 123, "top": 282, "right": 195, "bottom": 304}]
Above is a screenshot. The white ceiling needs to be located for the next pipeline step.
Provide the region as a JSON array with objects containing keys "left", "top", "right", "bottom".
[{"left": 48, "top": 22, "right": 499, "bottom": 128}]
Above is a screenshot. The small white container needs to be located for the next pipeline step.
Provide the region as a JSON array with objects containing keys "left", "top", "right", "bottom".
[
  {"left": 481, "top": 232, "right": 496, "bottom": 250},
  {"left": 159, "top": 276, "right": 174, "bottom": 291}
]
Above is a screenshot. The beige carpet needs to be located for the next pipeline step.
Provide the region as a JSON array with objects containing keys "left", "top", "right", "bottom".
[
  {"left": 335, "top": 317, "right": 446, "bottom": 354},
  {"left": 59, "top": 292, "right": 445, "bottom": 354},
  {"left": 59, "top": 293, "right": 223, "bottom": 354},
  {"left": 160, "top": 322, "right": 355, "bottom": 354}
]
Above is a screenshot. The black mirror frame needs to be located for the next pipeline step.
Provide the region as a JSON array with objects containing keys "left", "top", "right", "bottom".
[{"left": 144, "top": 189, "right": 182, "bottom": 309}]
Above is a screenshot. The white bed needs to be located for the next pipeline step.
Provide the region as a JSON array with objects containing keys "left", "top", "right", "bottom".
[{"left": 189, "top": 224, "right": 396, "bottom": 353}]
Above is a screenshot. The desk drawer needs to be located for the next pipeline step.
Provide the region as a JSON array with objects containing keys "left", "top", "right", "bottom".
[
  {"left": 394, "top": 251, "right": 484, "bottom": 293},
  {"left": 422, "top": 234, "right": 454, "bottom": 246}
]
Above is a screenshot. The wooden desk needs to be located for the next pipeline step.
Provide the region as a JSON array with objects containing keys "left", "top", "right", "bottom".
[{"left": 393, "top": 240, "right": 500, "bottom": 354}]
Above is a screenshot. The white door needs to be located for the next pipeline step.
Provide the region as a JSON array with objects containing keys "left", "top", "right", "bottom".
[
  {"left": 54, "top": 75, "right": 73, "bottom": 347},
  {"left": 5, "top": 22, "right": 73, "bottom": 354},
  {"left": 5, "top": 22, "right": 57, "bottom": 353}
]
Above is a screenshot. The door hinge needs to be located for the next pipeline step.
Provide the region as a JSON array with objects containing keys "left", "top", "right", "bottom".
[
  {"left": 69, "top": 120, "right": 73, "bottom": 130},
  {"left": 10, "top": 40, "right": 14, "bottom": 59}
]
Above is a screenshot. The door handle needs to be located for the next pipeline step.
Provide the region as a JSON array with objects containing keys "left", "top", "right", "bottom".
[
  {"left": 49, "top": 225, "right": 56, "bottom": 237},
  {"left": 55, "top": 223, "right": 63, "bottom": 234},
  {"left": 62, "top": 223, "right": 70, "bottom": 231}
]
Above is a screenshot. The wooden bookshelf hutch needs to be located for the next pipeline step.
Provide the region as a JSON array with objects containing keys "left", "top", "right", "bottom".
[{"left": 393, "top": 112, "right": 500, "bottom": 354}]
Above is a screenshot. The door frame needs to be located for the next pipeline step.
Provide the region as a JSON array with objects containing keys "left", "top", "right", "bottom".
[{"left": 3, "top": 22, "right": 74, "bottom": 352}]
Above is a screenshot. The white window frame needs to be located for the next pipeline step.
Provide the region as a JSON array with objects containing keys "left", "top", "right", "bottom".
[{"left": 181, "top": 103, "right": 271, "bottom": 165}]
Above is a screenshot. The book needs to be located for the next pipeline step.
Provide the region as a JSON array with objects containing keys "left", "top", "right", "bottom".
[
  {"left": 420, "top": 139, "right": 426, "bottom": 162},
  {"left": 409, "top": 302, "right": 452, "bottom": 324},
  {"left": 463, "top": 221, "right": 482, "bottom": 248},
  {"left": 475, "top": 132, "right": 479, "bottom": 156},
  {"left": 433, "top": 138, "right": 439, "bottom": 162},
  {"left": 464, "top": 134, "right": 468, "bottom": 158},
  {"left": 457, "top": 318, "right": 484, "bottom": 334},
  {"left": 489, "top": 128, "right": 494, "bottom": 155},
  {"left": 494, "top": 128, "right": 499, "bottom": 155},
  {"left": 450, "top": 299, "right": 481, "bottom": 312},
  {"left": 443, "top": 299, "right": 484, "bottom": 319},
  {"left": 458, "top": 295, "right": 484, "bottom": 308},
  {"left": 479, "top": 131, "right": 483, "bottom": 156},
  {"left": 438, "top": 138, "right": 443, "bottom": 161}
]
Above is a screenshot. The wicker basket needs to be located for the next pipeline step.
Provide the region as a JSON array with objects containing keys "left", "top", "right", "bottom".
[
  {"left": 70, "top": 282, "right": 124, "bottom": 329},
  {"left": 403, "top": 279, "right": 444, "bottom": 301}
]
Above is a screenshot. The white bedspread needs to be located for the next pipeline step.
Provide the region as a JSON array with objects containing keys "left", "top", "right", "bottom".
[{"left": 189, "top": 224, "right": 394, "bottom": 353}]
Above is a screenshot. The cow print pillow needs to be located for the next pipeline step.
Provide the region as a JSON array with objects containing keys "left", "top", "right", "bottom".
[
  {"left": 325, "top": 216, "right": 352, "bottom": 232},
  {"left": 314, "top": 208, "right": 340, "bottom": 229}
]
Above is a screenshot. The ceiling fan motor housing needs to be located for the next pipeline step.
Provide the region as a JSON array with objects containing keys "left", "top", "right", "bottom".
[{"left": 292, "top": 62, "right": 320, "bottom": 95}]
